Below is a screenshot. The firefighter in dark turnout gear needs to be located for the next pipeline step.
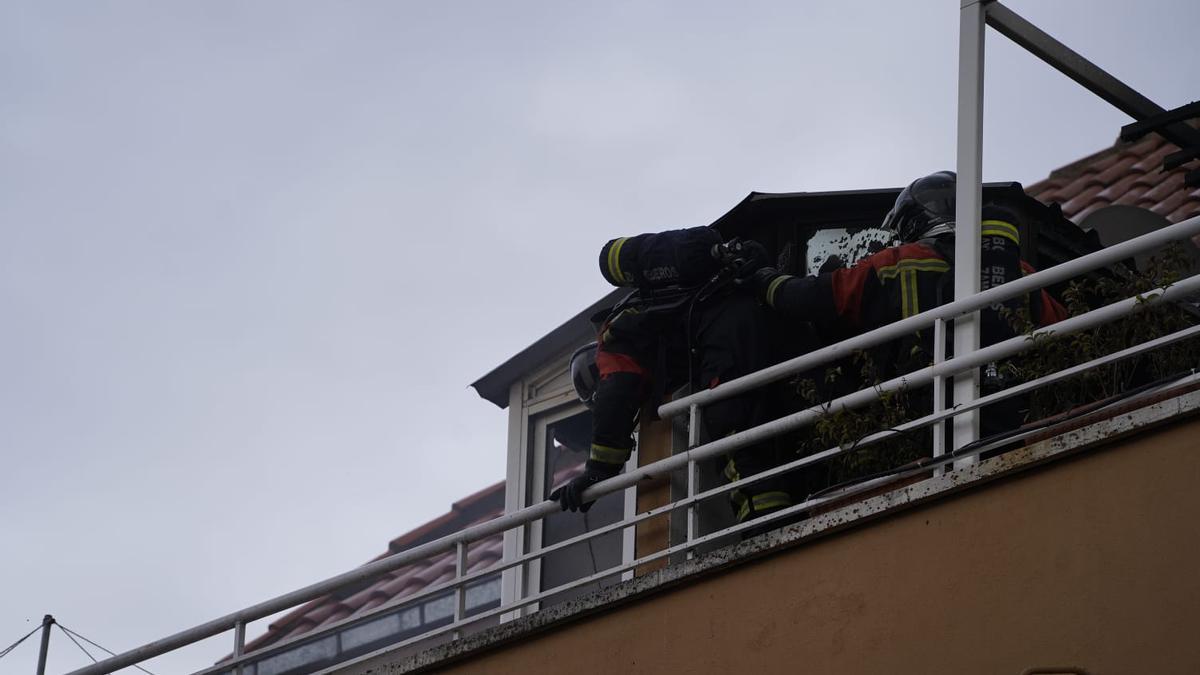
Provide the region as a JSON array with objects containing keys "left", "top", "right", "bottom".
[
  {"left": 748, "top": 171, "right": 1067, "bottom": 436},
  {"left": 553, "top": 227, "right": 791, "bottom": 523}
]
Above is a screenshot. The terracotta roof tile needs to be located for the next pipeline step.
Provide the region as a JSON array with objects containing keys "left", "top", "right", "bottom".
[
  {"left": 1151, "top": 188, "right": 1191, "bottom": 218},
  {"left": 1131, "top": 141, "right": 1174, "bottom": 173},
  {"left": 1027, "top": 118, "right": 1200, "bottom": 226},
  {"left": 1095, "top": 173, "right": 1143, "bottom": 202},
  {"left": 1112, "top": 184, "right": 1151, "bottom": 207},
  {"left": 1141, "top": 172, "right": 1185, "bottom": 204},
  {"left": 236, "top": 477, "right": 517, "bottom": 657},
  {"left": 1093, "top": 153, "right": 1140, "bottom": 184},
  {"left": 1060, "top": 183, "right": 1109, "bottom": 217},
  {"left": 1171, "top": 202, "right": 1200, "bottom": 223}
]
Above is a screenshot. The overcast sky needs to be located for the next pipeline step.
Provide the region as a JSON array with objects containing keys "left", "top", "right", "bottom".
[{"left": 2, "top": 1, "right": 1197, "bottom": 673}]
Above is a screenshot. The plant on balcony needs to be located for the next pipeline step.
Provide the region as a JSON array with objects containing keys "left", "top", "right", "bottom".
[{"left": 782, "top": 244, "right": 1200, "bottom": 497}]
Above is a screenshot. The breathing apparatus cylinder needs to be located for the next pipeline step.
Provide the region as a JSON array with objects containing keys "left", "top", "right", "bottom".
[{"left": 599, "top": 226, "right": 722, "bottom": 289}]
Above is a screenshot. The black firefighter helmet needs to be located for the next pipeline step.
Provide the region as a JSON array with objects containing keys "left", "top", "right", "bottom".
[
  {"left": 882, "top": 170, "right": 958, "bottom": 243},
  {"left": 570, "top": 342, "right": 600, "bottom": 409}
]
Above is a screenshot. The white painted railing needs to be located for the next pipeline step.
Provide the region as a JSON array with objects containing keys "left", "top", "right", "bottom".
[{"left": 67, "top": 212, "right": 1200, "bottom": 675}]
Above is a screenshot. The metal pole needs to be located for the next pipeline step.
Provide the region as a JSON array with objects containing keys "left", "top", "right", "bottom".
[
  {"left": 452, "top": 542, "right": 467, "bottom": 640},
  {"left": 35, "top": 615, "right": 54, "bottom": 675},
  {"left": 954, "top": 0, "right": 988, "bottom": 465},
  {"left": 932, "top": 317, "right": 947, "bottom": 476},
  {"left": 686, "top": 404, "right": 701, "bottom": 559},
  {"left": 233, "top": 620, "right": 245, "bottom": 675}
]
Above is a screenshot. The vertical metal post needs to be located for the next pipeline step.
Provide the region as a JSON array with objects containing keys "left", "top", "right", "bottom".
[
  {"left": 621, "top": 448, "right": 637, "bottom": 582},
  {"left": 232, "top": 620, "right": 245, "bottom": 675},
  {"left": 686, "top": 404, "right": 701, "bottom": 559},
  {"left": 452, "top": 541, "right": 467, "bottom": 639},
  {"left": 954, "top": 0, "right": 988, "bottom": 465},
  {"left": 932, "top": 317, "right": 947, "bottom": 476},
  {"left": 35, "top": 615, "right": 54, "bottom": 675}
]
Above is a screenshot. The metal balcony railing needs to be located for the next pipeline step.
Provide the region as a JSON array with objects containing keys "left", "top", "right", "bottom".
[
  {"left": 66, "top": 3, "right": 1199, "bottom": 674},
  {"left": 67, "top": 211, "right": 1200, "bottom": 675}
]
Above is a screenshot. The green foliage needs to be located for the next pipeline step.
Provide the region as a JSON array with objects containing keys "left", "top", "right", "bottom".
[
  {"left": 788, "top": 349, "right": 930, "bottom": 491},
  {"left": 999, "top": 243, "right": 1200, "bottom": 419}
]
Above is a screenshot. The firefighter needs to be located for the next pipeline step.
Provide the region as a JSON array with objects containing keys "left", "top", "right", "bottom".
[
  {"left": 553, "top": 227, "right": 794, "bottom": 525},
  {"left": 745, "top": 171, "right": 1068, "bottom": 438}
]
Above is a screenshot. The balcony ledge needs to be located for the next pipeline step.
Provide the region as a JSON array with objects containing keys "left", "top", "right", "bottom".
[{"left": 334, "top": 384, "right": 1200, "bottom": 675}]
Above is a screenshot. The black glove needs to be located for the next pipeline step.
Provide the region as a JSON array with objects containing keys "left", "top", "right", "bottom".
[
  {"left": 550, "top": 461, "right": 621, "bottom": 512},
  {"left": 731, "top": 240, "right": 769, "bottom": 284},
  {"left": 748, "top": 266, "right": 781, "bottom": 296}
]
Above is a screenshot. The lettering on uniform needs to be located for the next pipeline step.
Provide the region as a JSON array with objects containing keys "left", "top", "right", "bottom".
[
  {"left": 982, "top": 265, "right": 1009, "bottom": 310},
  {"left": 643, "top": 266, "right": 679, "bottom": 282},
  {"left": 982, "top": 236, "right": 1008, "bottom": 252}
]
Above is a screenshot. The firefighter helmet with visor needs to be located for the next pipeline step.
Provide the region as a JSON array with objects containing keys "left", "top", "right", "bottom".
[{"left": 881, "top": 170, "right": 958, "bottom": 243}]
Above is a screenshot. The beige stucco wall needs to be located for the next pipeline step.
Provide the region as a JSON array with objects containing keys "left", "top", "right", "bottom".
[{"left": 430, "top": 413, "right": 1200, "bottom": 674}]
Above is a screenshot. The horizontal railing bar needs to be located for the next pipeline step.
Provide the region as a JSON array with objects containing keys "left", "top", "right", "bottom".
[
  {"left": 658, "top": 213, "right": 1200, "bottom": 419},
  {"left": 67, "top": 507, "right": 564, "bottom": 675},
  {"left": 74, "top": 233, "right": 1200, "bottom": 675}
]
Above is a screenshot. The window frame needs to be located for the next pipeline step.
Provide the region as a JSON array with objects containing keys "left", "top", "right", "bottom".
[{"left": 500, "top": 350, "right": 637, "bottom": 620}]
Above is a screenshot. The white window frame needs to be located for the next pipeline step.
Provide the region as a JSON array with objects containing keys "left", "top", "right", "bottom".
[{"left": 500, "top": 351, "right": 637, "bottom": 621}]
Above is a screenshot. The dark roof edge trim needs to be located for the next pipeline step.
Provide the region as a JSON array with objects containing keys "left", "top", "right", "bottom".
[{"left": 470, "top": 287, "right": 628, "bottom": 408}]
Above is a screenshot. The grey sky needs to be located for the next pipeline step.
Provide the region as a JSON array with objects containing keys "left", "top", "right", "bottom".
[{"left": 2, "top": 1, "right": 1196, "bottom": 672}]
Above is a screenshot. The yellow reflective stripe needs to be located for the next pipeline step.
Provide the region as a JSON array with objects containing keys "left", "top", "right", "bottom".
[
  {"left": 590, "top": 443, "right": 630, "bottom": 465},
  {"left": 752, "top": 491, "right": 792, "bottom": 510},
  {"left": 736, "top": 491, "right": 792, "bottom": 522},
  {"left": 724, "top": 458, "right": 740, "bottom": 482},
  {"left": 981, "top": 219, "right": 1020, "bottom": 245},
  {"left": 899, "top": 269, "right": 921, "bottom": 318},
  {"left": 736, "top": 500, "right": 750, "bottom": 523},
  {"left": 765, "top": 274, "right": 792, "bottom": 307},
  {"left": 876, "top": 258, "right": 950, "bottom": 279},
  {"left": 607, "top": 237, "right": 629, "bottom": 284}
]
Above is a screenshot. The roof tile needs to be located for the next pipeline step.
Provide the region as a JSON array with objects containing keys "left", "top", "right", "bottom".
[
  {"left": 1150, "top": 189, "right": 1190, "bottom": 218},
  {"left": 1029, "top": 121, "right": 1200, "bottom": 226},
  {"left": 1095, "top": 173, "right": 1143, "bottom": 202},
  {"left": 1140, "top": 172, "right": 1185, "bottom": 204},
  {"left": 1061, "top": 183, "right": 1109, "bottom": 217}
]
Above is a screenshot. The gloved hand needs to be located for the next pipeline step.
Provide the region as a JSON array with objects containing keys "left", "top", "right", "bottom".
[
  {"left": 550, "top": 461, "right": 621, "bottom": 512},
  {"left": 731, "top": 240, "right": 769, "bottom": 284},
  {"left": 748, "top": 266, "right": 780, "bottom": 295}
]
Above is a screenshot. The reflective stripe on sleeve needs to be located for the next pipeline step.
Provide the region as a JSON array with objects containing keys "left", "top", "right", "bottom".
[
  {"left": 590, "top": 443, "right": 631, "bottom": 466},
  {"left": 765, "top": 274, "right": 793, "bottom": 308},
  {"left": 876, "top": 258, "right": 950, "bottom": 279},
  {"left": 981, "top": 219, "right": 1020, "bottom": 245},
  {"left": 607, "top": 237, "right": 629, "bottom": 284}
]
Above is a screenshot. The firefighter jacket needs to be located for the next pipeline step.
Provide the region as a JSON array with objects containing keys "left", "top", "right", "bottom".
[
  {"left": 588, "top": 227, "right": 773, "bottom": 477},
  {"left": 599, "top": 226, "right": 722, "bottom": 289},
  {"left": 758, "top": 212, "right": 1068, "bottom": 357}
]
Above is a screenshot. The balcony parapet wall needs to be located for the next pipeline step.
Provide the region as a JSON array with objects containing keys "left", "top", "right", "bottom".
[{"left": 337, "top": 386, "right": 1200, "bottom": 675}]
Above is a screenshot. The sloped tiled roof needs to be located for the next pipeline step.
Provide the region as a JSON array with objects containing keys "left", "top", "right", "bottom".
[
  {"left": 1026, "top": 119, "right": 1200, "bottom": 225},
  {"left": 238, "top": 481, "right": 507, "bottom": 656},
  {"left": 238, "top": 462, "right": 585, "bottom": 659}
]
